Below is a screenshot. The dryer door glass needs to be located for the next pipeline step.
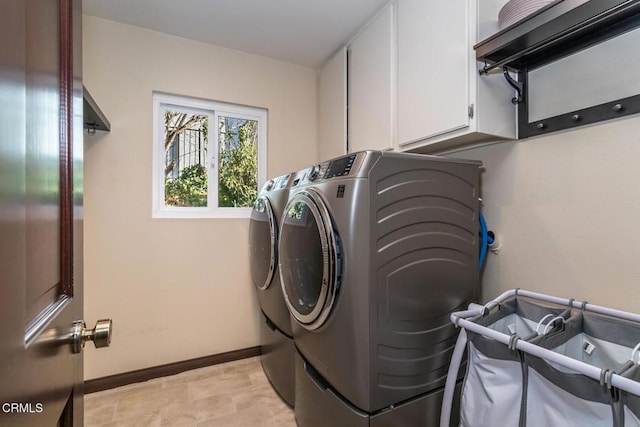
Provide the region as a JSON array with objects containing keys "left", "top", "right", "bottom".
[
  {"left": 249, "top": 196, "right": 277, "bottom": 290},
  {"left": 280, "top": 190, "right": 340, "bottom": 330}
]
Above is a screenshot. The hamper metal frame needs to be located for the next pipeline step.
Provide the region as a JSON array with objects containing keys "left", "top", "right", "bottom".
[{"left": 440, "top": 289, "right": 640, "bottom": 427}]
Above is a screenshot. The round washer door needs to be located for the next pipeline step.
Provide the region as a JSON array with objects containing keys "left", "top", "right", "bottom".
[
  {"left": 279, "top": 189, "right": 341, "bottom": 330},
  {"left": 249, "top": 195, "right": 278, "bottom": 290}
]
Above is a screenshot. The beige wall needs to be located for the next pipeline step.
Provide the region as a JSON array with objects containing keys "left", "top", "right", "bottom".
[
  {"left": 449, "top": 115, "right": 640, "bottom": 312},
  {"left": 82, "top": 15, "right": 318, "bottom": 380}
]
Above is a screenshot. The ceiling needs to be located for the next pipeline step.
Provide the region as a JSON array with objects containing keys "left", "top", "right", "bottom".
[{"left": 82, "top": 0, "right": 389, "bottom": 68}]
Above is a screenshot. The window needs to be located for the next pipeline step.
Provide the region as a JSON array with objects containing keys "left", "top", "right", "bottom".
[{"left": 152, "top": 93, "right": 267, "bottom": 218}]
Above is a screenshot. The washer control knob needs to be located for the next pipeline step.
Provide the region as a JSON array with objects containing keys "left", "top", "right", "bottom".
[{"left": 308, "top": 165, "right": 321, "bottom": 181}]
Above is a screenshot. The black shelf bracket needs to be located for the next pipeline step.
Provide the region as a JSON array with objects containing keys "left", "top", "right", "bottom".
[
  {"left": 83, "top": 86, "right": 111, "bottom": 133},
  {"left": 502, "top": 68, "right": 524, "bottom": 104}
]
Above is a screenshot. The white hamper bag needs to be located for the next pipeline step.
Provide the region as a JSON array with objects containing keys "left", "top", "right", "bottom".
[
  {"left": 621, "top": 364, "right": 640, "bottom": 426},
  {"left": 460, "top": 297, "right": 568, "bottom": 427},
  {"left": 525, "top": 353, "right": 620, "bottom": 426},
  {"left": 525, "top": 313, "right": 640, "bottom": 427}
]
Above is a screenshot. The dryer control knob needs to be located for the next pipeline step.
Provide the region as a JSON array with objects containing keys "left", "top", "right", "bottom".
[{"left": 308, "top": 165, "right": 321, "bottom": 181}]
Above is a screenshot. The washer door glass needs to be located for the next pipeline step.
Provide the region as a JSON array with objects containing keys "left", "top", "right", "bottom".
[
  {"left": 279, "top": 190, "right": 340, "bottom": 330},
  {"left": 249, "top": 195, "right": 277, "bottom": 290}
]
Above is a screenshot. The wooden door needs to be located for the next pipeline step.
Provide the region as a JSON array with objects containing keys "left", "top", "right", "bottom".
[{"left": 0, "top": 0, "right": 84, "bottom": 425}]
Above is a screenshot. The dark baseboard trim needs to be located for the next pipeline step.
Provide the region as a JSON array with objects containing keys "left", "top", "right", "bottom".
[{"left": 84, "top": 346, "right": 261, "bottom": 394}]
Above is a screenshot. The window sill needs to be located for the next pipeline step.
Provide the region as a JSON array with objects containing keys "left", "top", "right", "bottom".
[{"left": 152, "top": 207, "right": 252, "bottom": 219}]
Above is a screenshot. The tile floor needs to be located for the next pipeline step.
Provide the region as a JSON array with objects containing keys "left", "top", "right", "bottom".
[{"left": 84, "top": 356, "right": 296, "bottom": 426}]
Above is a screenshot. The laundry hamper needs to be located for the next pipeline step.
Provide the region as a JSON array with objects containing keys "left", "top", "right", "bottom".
[
  {"left": 524, "top": 311, "right": 640, "bottom": 427},
  {"left": 459, "top": 296, "right": 569, "bottom": 427},
  {"left": 442, "top": 290, "right": 640, "bottom": 427}
]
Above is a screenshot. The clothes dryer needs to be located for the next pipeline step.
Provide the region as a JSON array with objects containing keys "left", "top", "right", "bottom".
[
  {"left": 249, "top": 173, "right": 296, "bottom": 406},
  {"left": 278, "top": 151, "right": 481, "bottom": 425}
]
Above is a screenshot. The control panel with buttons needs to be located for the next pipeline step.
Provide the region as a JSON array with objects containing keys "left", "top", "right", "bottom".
[
  {"left": 291, "top": 153, "right": 360, "bottom": 187},
  {"left": 324, "top": 154, "right": 357, "bottom": 179},
  {"left": 278, "top": 174, "right": 291, "bottom": 189}
]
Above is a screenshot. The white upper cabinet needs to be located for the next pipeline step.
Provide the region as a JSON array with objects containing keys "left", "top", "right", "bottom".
[
  {"left": 319, "top": 0, "right": 514, "bottom": 156},
  {"left": 318, "top": 47, "right": 348, "bottom": 162},
  {"left": 397, "top": 0, "right": 468, "bottom": 146},
  {"left": 396, "top": 0, "right": 515, "bottom": 153},
  {"left": 348, "top": 4, "right": 394, "bottom": 153}
]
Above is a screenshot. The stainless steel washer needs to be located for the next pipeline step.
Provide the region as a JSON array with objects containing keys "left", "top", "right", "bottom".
[
  {"left": 279, "top": 151, "right": 481, "bottom": 426},
  {"left": 249, "top": 173, "right": 296, "bottom": 406}
]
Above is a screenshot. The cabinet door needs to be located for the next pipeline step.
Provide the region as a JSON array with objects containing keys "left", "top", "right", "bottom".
[
  {"left": 348, "top": 4, "right": 394, "bottom": 153},
  {"left": 318, "top": 47, "right": 347, "bottom": 161},
  {"left": 397, "top": 0, "right": 469, "bottom": 146}
]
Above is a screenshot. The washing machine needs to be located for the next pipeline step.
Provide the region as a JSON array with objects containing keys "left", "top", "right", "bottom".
[
  {"left": 278, "top": 151, "right": 481, "bottom": 425},
  {"left": 249, "top": 173, "right": 296, "bottom": 406}
]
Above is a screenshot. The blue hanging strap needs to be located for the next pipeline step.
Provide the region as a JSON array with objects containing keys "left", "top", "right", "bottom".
[{"left": 479, "top": 212, "right": 489, "bottom": 268}]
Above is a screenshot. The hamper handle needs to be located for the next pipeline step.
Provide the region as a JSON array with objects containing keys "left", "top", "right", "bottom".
[
  {"left": 536, "top": 314, "right": 554, "bottom": 335},
  {"left": 631, "top": 343, "right": 640, "bottom": 364},
  {"left": 542, "top": 315, "right": 566, "bottom": 335}
]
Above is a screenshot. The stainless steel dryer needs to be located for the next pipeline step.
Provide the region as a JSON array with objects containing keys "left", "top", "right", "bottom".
[
  {"left": 279, "top": 151, "right": 481, "bottom": 426},
  {"left": 249, "top": 173, "right": 296, "bottom": 406}
]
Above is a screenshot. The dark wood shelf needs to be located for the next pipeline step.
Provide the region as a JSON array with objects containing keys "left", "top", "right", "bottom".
[
  {"left": 83, "top": 86, "right": 110, "bottom": 132},
  {"left": 475, "top": 0, "right": 640, "bottom": 73},
  {"left": 474, "top": 0, "right": 640, "bottom": 139}
]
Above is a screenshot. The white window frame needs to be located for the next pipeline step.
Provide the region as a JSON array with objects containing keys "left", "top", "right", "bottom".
[{"left": 152, "top": 93, "right": 267, "bottom": 219}]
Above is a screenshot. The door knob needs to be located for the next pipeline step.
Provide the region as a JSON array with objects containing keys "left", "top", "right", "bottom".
[{"left": 70, "top": 319, "right": 112, "bottom": 354}]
